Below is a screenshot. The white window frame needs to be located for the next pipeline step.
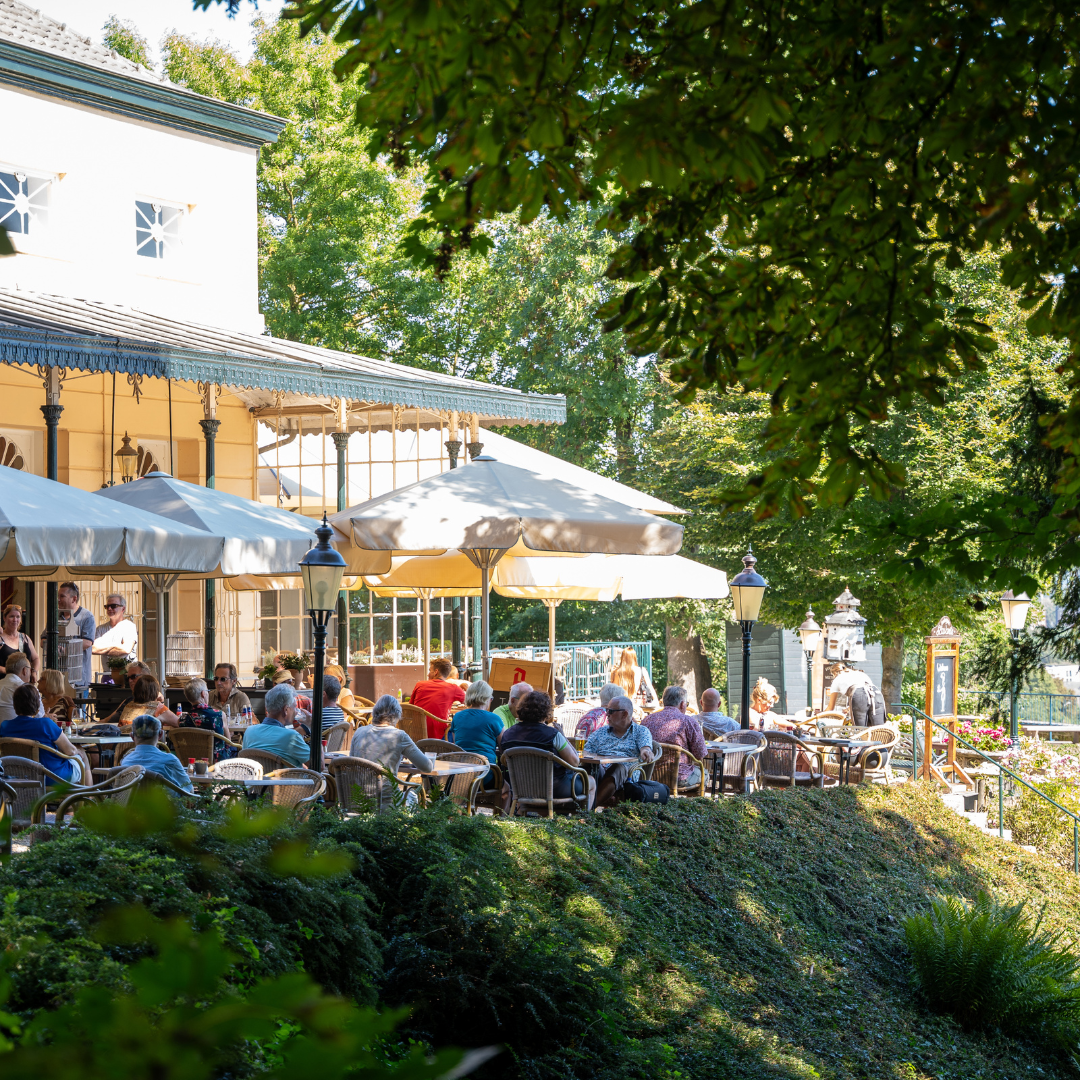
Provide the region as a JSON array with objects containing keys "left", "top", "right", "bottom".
[
  {"left": 0, "top": 164, "right": 55, "bottom": 253},
  {"left": 134, "top": 196, "right": 186, "bottom": 262}
]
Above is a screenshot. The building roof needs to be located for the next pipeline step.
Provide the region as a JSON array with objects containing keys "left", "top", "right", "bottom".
[
  {"left": 0, "top": 288, "right": 566, "bottom": 427},
  {"left": 0, "top": 0, "right": 286, "bottom": 146}
]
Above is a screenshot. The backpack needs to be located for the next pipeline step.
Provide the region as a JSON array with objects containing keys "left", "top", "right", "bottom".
[{"left": 619, "top": 779, "right": 670, "bottom": 804}]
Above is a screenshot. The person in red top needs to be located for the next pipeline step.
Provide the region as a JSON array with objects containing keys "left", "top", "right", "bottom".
[{"left": 409, "top": 657, "right": 466, "bottom": 738}]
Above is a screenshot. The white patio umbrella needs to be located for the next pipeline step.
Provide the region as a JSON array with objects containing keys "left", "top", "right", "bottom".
[
  {"left": 334, "top": 455, "right": 683, "bottom": 677},
  {"left": 0, "top": 466, "right": 225, "bottom": 676}
]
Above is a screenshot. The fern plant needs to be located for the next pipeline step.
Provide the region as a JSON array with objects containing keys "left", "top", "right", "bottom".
[{"left": 905, "top": 892, "right": 1080, "bottom": 1056}]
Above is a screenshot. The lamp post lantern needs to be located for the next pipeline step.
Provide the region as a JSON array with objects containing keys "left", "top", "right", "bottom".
[
  {"left": 115, "top": 432, "right": 138, "bottom": 483},
  {"left": 299, "top": 514, "right": 346, "bottom": 774},
  {"left": 730, "top": 547, "right": 767, "bottom": 730},
  {"left": 1000, "top": 590, "right": 1031, "bottom": 743},
  {"left": 797, "top": 608, "right": 821, "bottom": 713}
]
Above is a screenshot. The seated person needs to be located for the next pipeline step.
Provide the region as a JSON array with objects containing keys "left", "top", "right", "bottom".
[
  {"left": 123, "top": 713, "right": 194, "bottom": 793},
  {"left": 38, "top": 668, "right": 76, "bottom": 725},
  {"left": 501, "top": 690, "right": 595, "bottom": 811},
  {"left": 118, "top": 674, "right": 177, "bottom": 729},
  {"left": 583, "top": 694, "right": 655, "bottom": 808},
  {"left": 697, "top": 688, "right": 739, "bottom": 736},
  {"left": 179, "top": 677, "right": 236, "bottom": 761},
  {"left": 0, "top": 683, "right": 88, "bottom": 783},
  {"left": 98, "top": 661, "right": 153, "bottom": 725},
  {"left": 242, "top": 683, "right": 310, "bottom": 768},
  {"left": 494, "top": 681, "right": 532, "bottom": 730},
  {"left": 447, "top": 679, "right": 504, "bottom": 789},
  {"left": 575, "top": 682, "right": 621, "bottom": 739},
  {"left": 0, "top": 652, "right": 42, "bottom": 723},
  {"left": 736, "top": 678, "right": 792, "bottom": 731},
  {"left": 408, "top": 658, "right": 466, "bottom": 738},
  {"left": 321, "top": 675, "right": 347, "bottom": 727},
  {"left": 209, "top": 663, "right": 252, "bottom": 717},
  {"left": 350, "top": 694, "right": 432, "bottom": 808},
  {"left": 642, "top": 685, "right": 707, "bottom": 789},
  {"left": 325, "top": 664, "right": 356, "bottom": 713}
]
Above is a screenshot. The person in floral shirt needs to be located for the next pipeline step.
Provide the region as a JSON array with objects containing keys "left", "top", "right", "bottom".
[
  {"left": 642, "top": 685, "right": 707, "bottom": 788},
  {"left": 180, "top": 677, "right": 236, "bottom": 761},
  {"left": 575, "top": 683, "right": 621, "bottom": 739}
]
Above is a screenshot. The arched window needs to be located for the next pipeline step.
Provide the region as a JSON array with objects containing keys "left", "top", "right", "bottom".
[
  {"left": 137, "top": 445, "right": 159, "bottom": 477},
  {"left": 0, "top": 434, "right": 26, "bottom": 471}
]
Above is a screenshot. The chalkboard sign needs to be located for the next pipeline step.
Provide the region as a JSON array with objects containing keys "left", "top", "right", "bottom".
[{"left": 931, "top": 655, "right": 956, "bottom": 717}]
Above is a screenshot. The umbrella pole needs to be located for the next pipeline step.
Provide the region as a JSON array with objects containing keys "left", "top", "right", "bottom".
[
  {"left": 422, "top": 593, "right": 431, "bottom": 674},
  {"left": 482, "top": 562, "right": 490, "bottom": 681},
  {"left": 546, "top": 599, "right": 558, "bottom": 696}
]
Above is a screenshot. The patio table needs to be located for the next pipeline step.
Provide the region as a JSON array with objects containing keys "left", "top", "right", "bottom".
[
  {"left": 1020, "top": 723, "right": 1080, "bottom": 744},
  {"left": 703, "top": 742, "right": 757, "bottom": 796},
  {"left": 68, "top": 735, "right": 132, "bottom": 746},
  {"left": 191, "top": 776, "right": 314, "bottom": 788},
  {"left": 399, "top": 757, "right": 489, "bottom": 801}
]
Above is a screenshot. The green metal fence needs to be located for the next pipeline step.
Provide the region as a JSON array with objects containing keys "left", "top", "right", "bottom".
[
  {"left": 493, "top": 640, "right": 652, "bottom": 698},
  {"left": 960, "top": 689, "right": 1080, "bottom": 727}
]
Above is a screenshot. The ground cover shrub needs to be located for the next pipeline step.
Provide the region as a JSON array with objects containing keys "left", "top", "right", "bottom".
[{"left": 905, "top": 893, "right": 1080, "bottom": 1055}]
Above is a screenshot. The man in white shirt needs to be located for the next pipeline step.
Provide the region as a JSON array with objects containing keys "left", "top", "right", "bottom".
[
  {"left": 0, "top": 652, "right": 44, "bottom": 723},
  {"left": 92, "top": 593, "right": 138, "bottom": 673},
  {"left": 826, "top": 663, "right": 884, "bottom": 726}
]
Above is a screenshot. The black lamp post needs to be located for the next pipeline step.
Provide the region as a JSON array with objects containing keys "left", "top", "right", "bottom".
[
  {"left": 299, "top": 514, "right": 346, "bottom": 774},
  {"left": 797, "top": 608, "right": 821, "bottom": 714},
  {"left": 730, "top": 548, "right": 767, "bottom": 729},
  {"left": 1000, "top": 590, "right": 1031, "bottom": 743}
]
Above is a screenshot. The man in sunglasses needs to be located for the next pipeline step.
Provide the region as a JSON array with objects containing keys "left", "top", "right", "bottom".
[
  {"left": 583, "top": 694, "right": 655, "bottom": 808},
  {"left": 210, "top": 662, "right": 252, "bottom": 717},
  {"left": 92, "top": 593, "right": 138, "bottom": 674}
]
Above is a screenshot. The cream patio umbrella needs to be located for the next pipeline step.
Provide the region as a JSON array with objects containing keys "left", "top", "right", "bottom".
[
  {"left": 0, "top": 466, "right": 225, "bottom": 675},
  {"left": 333, "top": 456, "right": 683, "bottom": 677}
]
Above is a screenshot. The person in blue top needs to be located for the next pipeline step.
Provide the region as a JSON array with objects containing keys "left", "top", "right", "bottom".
[
  {"left": 0, "top": 683, "right": 87, "bottom": 783},
  {"left": 242, "top": 683, "right": 310, "bottom": 768},
  {"left": 447, "top": 679, "right": 505, "bottom": 789},
  {"left": 123, "top": 713, "right": 194, "bottom": 793}
]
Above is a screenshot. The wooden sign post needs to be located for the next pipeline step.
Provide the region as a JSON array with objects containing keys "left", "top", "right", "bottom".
[{"left": 923, "top": 616, "right": 971, "bottom": 788}]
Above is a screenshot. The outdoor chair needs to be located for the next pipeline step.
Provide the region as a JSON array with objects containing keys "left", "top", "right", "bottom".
[
  {"left": 264, "top": 768, "right": 325, "bottom": 819},
  {"left": 326, "top": 756, "right": 426, "bottom": 814},
  {"left": 433, "top": 751, "right": 491, "bottom": 813},
  {"left": 137, "top": 770, "right": 207, "bottom": 800},
  {"left": 240, "top": 747, "right": 301, "bottom": 775},
  {"left": 208, "top": 757, "right": 264, "bottom": 780},
  {"left": 416, "top": 738, "right": 462, "bottom": 754},
  {"left": 759, "top": 731, "right": 826, "bottom": 789},
  {"left": 90, "top": 739, "right": 146, "bottom": 783},
  {"left": 49, "top": 764, "right": 147, "bottom": 826},
  {"left": 650, "top": 741, "right": 707, "bottom": 797},
  {"left": 0, "top": 736, "right": 85, "bottom": 777},
  {"left": 1, "top": 756, "right": 84, "bottom": 829},
  {"left": 401, "top": 702, "right": 444, "bottom": 741},
  {"left": 341, "top": 703, "right": 371, "bottom": 726},
  {"left": 700, "top": 714, "right": 738, "bottom": 739},
  {"left": 167, "top": 728, "right": 241, "bottom": 764},
  {"left": 824, "top": 724, "right": 899, "bottom": 785},
  {"left": 501, "top": 746, "right": 589, "bottom": 818},
  {"left": 323, "top": 721, "right": 353, "bottom": 753},
  {"left": 718, "top": 731, "right": 766, "bottom": 794},
  {"left": 352, "top": 695, "right": 376, "bottom": 709},
  {"left": 554, "top": 703, "right": 590, "bottom": 738}
]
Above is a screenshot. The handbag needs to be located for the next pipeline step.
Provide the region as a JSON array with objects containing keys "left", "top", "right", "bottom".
[
  {"left": 619, "top": 778, "right": 670, "bottom": 804},
  {"left": 81, "top": 723, "right": 123, "bottom": 736}
]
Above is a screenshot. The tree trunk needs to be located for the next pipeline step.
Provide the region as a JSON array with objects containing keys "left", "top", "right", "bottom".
[
  {"left": 880, "top": 634, "right": 904, "bottom": 710},
  {"left": 665, "top": 619, "right": 713, "bottom": 706}
]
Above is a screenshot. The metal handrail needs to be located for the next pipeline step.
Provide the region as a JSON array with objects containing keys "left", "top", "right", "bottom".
[{"left": 895, "top": 702, "right": 1080, "bottom": 873}]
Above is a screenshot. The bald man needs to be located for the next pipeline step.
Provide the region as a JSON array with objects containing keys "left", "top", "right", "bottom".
[{"left": 698, "top": 688, "right": 739, "bottom": 738}]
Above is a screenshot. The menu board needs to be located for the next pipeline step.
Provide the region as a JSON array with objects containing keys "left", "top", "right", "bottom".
[{"left": 931, "top": 655, "right": 956, "bottom": 717}]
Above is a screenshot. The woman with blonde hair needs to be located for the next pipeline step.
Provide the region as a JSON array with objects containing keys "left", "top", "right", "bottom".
[
  {"left": 737, "top": 678, "right": 794, "bottom": 731},
  {"left": 609, "top": 647, "right": 658, "bottom": 709},
  {"left": 38, "top": 668, "right": 76, "bottom": 723},
  {"left": 325, "top": 664, "right": 356, "bottom": 712}
]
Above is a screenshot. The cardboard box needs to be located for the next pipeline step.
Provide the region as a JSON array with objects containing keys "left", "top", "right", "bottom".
[{"left": 489, "top": 657, "right": 553, "bottom": 695}]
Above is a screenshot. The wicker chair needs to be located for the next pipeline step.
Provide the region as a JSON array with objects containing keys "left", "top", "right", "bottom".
[
  {"left": 208, "top": 757, "right": 264, "bottom": 780},
  {"left": 352, "top": 695, "right": 376, "bottom": 708},
  {"left": 167, "top": 728, "right": 241, "bottom": 763},
  {"left": 554, "top": 703, "right": 590, "bottom": 737},
  {"left": 501, "top": 747, "right": 589, "bottom": 817},
  {"left": 0, "top": 736, "right": 84, "bottom": 775},
  {"left": 341, "top": 703, "right": 371, "bottom": 726},
  {"left": 1, "top": 756, "right": 80, "bottom": 827},
  {"left": 401, "top": 702, "right": 444, "bottom": 741},
  {"left": 51, "top": 764, "right": 147, "bottom": 825},
  {"left": 432, "top": 751, "right": 491, "bottom": 813},
  {"left": 649, "top": 741, "right": 707, "bottom": 797},
  {"left": 323, "top": 721, "right": 353, "bottom": 753},
  {"left": 240, "top": 747, "right": 302, "bottom": 774},
  {"left": 823, "top": 724, "right": 900, "bottom": 785},
  {"left": 326, "top": 756, "right": 426, "bottom": 814},
  {"left": 264, "top": 768, "right": 325, "bottom": 818},
  {"left": 416, "top": 738, "right": 462, "bottom": 754},
  {"left": 759, "top": 731, "right": 826, "bottom": 788},
  {"left": 717, "top": 731, "right": 767, "bottom": 794}
]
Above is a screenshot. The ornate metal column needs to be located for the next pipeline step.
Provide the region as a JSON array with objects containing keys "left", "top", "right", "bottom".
[
  {"left": 199, "top": 382, "right": 220, "bottom": 679},
  {"left": 39, "top": 366, "right": 63, "bottom": 670}
]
